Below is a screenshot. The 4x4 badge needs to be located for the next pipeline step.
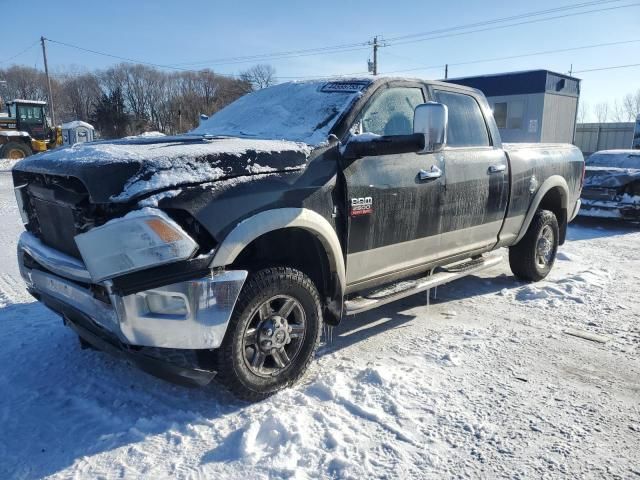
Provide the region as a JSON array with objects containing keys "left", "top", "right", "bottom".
[{"left": 350, "top": 197, "right": 373, "bottom": 216}]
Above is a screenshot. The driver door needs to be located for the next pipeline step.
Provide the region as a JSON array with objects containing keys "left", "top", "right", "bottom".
[{"left": 343, "top": 84, "right": 445, "bottom": 290}]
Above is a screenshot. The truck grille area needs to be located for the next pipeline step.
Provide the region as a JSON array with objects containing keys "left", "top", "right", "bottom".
[
  {"left": 31, "top": 197, "right": 82, "bottom": 257},
  {"left": 14, "top": 172, "right": 127, "bottom": 260}
]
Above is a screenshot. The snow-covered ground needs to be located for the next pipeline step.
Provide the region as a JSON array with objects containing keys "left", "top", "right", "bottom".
[{"left": 0, "top": 170, "right": 638, "bottom": 479}]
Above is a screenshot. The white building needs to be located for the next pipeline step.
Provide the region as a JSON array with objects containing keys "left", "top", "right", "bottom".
[{"left": 445, "top": 70, "right": 581, "bottom": 144}]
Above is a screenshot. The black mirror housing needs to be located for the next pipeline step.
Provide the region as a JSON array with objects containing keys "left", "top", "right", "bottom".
[{"left": 341, "top": 133, "right": 426, "bottom": 161}]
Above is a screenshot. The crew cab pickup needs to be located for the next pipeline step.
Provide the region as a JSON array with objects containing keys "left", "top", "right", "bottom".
[{"left": 12, "top": 78, "right": 584, "bottom": 400}]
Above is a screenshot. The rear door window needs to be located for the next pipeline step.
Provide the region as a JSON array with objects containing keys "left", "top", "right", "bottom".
[{"left": 433, "top": 90, "right": 490, "bottom": 147}]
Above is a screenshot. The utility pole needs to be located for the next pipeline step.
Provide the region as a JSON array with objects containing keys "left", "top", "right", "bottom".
[
  {"left": 569, "top": 63, "right": 573, "bottom": 76},
  {"left": 372, "top": 36, "right": 378, "bottom": 76},
  {"left": 0, "top": 80, "right": 6, "bottom": 108},
  {"left": 40, "top": 36, "right": 56, "bottom": 126},
  {"left": 444, "top": 64, "right": 448, "bottom": 79},
  {"left": 368, "top": 36, "right": 383, "bottom": 76}
]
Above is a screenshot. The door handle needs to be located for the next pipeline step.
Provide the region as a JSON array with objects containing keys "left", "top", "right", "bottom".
[
  {"left": 488, "top": 164, "right": 507, "bottom": 174},
  {"left": 419, "top": 165, "right": 442, "bottom": 180}
]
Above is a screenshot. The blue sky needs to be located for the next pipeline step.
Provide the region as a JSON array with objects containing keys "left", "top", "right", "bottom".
[{"left": 1, "top": 0, "right": 638, "bottom": 120}]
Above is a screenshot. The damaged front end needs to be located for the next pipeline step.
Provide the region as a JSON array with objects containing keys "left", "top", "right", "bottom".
[
  {"left": 14, "top": 173, "right": 247, "bottom": 385},
  {"left": 580, "top": 157, "right": 640, "bottom": 221},
  {"left": 580, "top": 185, "right": 640, "bottom": 221}
]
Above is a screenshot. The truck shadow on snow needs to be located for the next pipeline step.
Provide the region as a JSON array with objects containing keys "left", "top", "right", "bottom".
[
  {"left": 0, "top": 273, "right": 517, "bottom": 478},
  {"left": 317, "top": 272, "right": 518, "bottom": 356},
  {"left": 568, "top": 216, "right": 638, "bottom": 240}
]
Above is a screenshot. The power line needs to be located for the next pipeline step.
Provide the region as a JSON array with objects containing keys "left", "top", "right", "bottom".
[
  {"left": 170, "top": 42, "right": 370, "bottom": 67},
  {"left": 44, "top": 38, "right": 194, "bottom": 72},
  {"left": 380, "top": 39, "right": 640, "bottom": 76},
  {"left": 384, "top": 0, "right": 623, "bottom": 42},
  {"left": 136, "top": 0, "right": 640, "bottom": 68},
  {"left": 385, "top": 2, "right": 640, "bottom": 48},
  {"left": 0, "top": 40, "right": 40, "bottom": 64},
  {"left": 573, "top": 62, "right": 640, "bottom": 73},
  {"left": 12, "top": 1, "right": 640, "bottom": 81}
]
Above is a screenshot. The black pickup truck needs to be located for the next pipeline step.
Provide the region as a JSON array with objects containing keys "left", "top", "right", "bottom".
[{"left": 12, "top": 77, "right": 584, "bottom": 400}]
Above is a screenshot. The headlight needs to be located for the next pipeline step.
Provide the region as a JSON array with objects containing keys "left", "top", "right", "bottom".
[{"left": 74, "top": 208, "right": 198, "bottom": 282}]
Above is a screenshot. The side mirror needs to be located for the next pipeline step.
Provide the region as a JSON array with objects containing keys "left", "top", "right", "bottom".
[{"left": 413, "top": 102, "right": 447, "bottom": 153}]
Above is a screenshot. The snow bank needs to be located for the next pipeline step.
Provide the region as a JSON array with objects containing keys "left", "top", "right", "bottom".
[{"left": 1, "top": 175, "right": 639, "bottom": 478}]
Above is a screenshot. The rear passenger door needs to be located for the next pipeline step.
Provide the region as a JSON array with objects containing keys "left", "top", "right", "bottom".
[{"left": 431, "top": 89, "right": 509, "bottom": 258}]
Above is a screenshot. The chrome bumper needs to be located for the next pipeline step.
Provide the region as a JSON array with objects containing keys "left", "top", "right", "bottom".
[{"left": 18, "top": 231, "right": 247, "bottom": 349}]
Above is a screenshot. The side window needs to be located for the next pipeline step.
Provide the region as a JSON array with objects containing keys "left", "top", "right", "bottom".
[
  {"left": 433, "top": 90, "right": 490, "bottom": 147},
  {"left": 493, "top": 102, "right": 507, "bottom": 128},
  {"left": 357, "top": 87, "right": 424, "bottom": 136},
  {"left": 507, "top": 100, "right": 524, "bottom": 129}
]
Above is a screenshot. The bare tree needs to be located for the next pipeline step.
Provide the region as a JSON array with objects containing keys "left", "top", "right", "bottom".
[
  {"left": 611, "top": 99, "right": 626, "bottom": 123},
  {"left": 594, "top": 102, "right": 609, "bottom": 123},
  {"left": 240, "top": 64, "right": 277, "bottom": 90},
  {"left": 577, "top": 100, "right": 589, "bottom": 124},
  {"left": 1, "top": 62, "right": 253, "bottom": 137},
  {"left": 59, "top": 72, "right": 101, "bottom": 123},
  {"left": 622, "top": 89, "right": 640, "bottom": 121}
]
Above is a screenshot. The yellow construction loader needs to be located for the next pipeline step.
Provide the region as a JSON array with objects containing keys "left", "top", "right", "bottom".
[{"left": 0, "top": 99, "right": 62, "bottom": 159}]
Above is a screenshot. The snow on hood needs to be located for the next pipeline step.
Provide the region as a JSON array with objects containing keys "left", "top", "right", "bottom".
[
  {"left": 584, "top": 166, "right": 640, "bottom": 188},
  {"left": 13, "top": 136, "right": 312, "bottom": 203},
  {"left": 584, "top": 149, "right": 640, "bottom": 189},
  {"left": 191, "top": 79, "right": 372, "bottom": 146}
]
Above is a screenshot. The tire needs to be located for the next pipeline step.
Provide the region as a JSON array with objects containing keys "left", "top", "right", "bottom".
[
  {"left": 0, "top": 141, "right": 32, "bottom": 160},
  {"left": 509, "top": 209, "right": 559, "bottom": 282},
  {"left": 214, "top": 267, "right": 323, "bottom": 401}
]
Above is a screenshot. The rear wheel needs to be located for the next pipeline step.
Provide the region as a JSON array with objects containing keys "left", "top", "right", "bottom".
[
  {"left": 0, "top": 141, "right": 32, "bottom": 160},
  {"left": 214, "top": 267, "right": 322, "bottom": 401},
  {"left": 509, "top": 209, "right": 559, "bottom": 282}
]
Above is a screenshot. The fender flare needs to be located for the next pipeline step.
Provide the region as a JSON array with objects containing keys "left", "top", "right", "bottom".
[
  {"left": 210, "top": 208, "right": 346, "bottom": 313},
  {"left": 514, "top": 175, "right": 570, "bottom": 244}
]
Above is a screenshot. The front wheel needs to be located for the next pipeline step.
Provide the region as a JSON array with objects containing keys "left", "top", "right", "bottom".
[
  {"left": 214, "top": 267, "right": 323, "bottom": 401},
  {"left": 509, "top": 209, "right": 559, "bottom": 282},
  {"left": 0, "top": 141, "right": 32, "bottom": 160}
]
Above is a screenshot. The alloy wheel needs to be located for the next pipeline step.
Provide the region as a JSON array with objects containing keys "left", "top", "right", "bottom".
[{"left": 242, "top": 294, "right": 306, "bottom": 377}]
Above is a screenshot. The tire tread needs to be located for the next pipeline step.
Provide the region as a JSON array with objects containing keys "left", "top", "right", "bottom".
[
  {"left": 214, "top": 266, "right": 322, "bottom": 401},
  {"left": 509, "top": 209, "right": 558, "bottom": 282}
]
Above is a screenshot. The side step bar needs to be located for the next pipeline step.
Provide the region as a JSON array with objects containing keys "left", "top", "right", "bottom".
[{"left": 344, "top": 255, "right": 503, "bottom": 315}]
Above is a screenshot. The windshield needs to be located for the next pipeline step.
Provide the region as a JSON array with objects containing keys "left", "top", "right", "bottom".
[
  {"left": 17, "top": 105, "right": 44, "bottom": 124},
  {"left": 190, "top": 80, "right": 371, "bottom": 145},
  {"left": 586, "top": 151, "right": 640, "bottom": 169}
]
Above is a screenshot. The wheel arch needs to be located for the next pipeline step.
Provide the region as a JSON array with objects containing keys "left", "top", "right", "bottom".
[
  {"left": 210, "top": 208, "right": 345, "bottom": 325},
  {"left": 515, "top": 176, "right": 569, "bottom": 245}
]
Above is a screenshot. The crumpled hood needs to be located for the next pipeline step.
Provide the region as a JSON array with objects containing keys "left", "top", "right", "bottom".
[
  {"left": 13, "top": 135, "right": 312, "bottom": 203},
  {"left": 584, "top": 166, "right": 640, "bottom": 189}
]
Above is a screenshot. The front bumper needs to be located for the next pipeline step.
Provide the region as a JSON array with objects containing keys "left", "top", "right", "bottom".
[
  {"left": 578, "top": 198, "right": 640, "bottom": 221},
  {"left": 18, "top": 231, "right": 247, "bottom": 350}
]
